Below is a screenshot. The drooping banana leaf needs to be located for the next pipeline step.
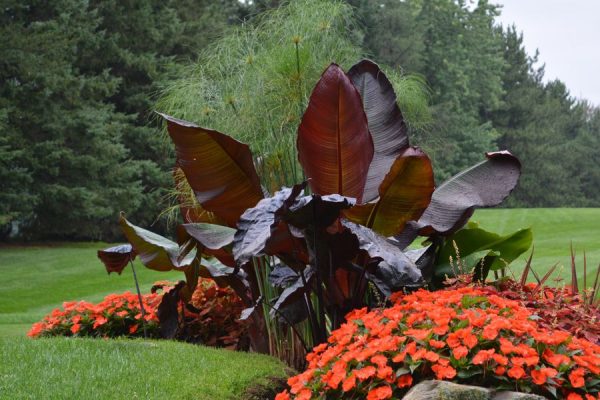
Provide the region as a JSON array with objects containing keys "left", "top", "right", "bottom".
[
  {"left": 97, "top": 244, "right": 136, "bottom": 275},
  {"left": 159, "top": 113, "right": 264, "bottom": 226},
  {"left": 348, "top": 59, "right": 409, "bottom": 202},
  {"left": 344, "top": 147, "right": 434, "bottom": 236},
  {"left": 342, "top": 219, "right": 423, "bottom": 297},
  {"left": 177, "top": 222, "right": 236, "bottom": 267},
  {"left": 418, "top": 151, "right": 521, "bottom": 235}
]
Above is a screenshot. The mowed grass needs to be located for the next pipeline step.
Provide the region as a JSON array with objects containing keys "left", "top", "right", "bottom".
[
  {"left": 0, "top": 242, "right": 181, "bottom": 337},
  {"left": 0, "top": 337, "right": 288, "bottom": 400},
  {"left": 473, "top": 208, "right": 600, "bottom": 284},
  {"left": 0, "top": 243, "right": 289, "bottom": 400}
]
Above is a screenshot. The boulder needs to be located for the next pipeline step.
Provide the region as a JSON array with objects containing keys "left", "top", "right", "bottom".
[
  {"left": 402, "top": 380, "right": 547, "bottom": 400},
  {"left": 402, "top": 380, "right": 489, "bottom": 400}
]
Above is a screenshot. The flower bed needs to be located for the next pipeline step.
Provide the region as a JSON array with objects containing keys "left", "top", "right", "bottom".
[
  {"left": 28, "top": 291, "right": 161, "bottom": 338},
  {"left": 28, "top": 278, "right": 247, "bottom": 348},
  {"left": 276, "top": 287, "right": 600, "bottom": 400}
]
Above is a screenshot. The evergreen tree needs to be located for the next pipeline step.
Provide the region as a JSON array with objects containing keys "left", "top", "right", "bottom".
[
  {"left": 0, "top": 0, "right": 145, "bottom": 239},
  {"left": 0, "top": 0, "right": 246, "bottom": 240}
]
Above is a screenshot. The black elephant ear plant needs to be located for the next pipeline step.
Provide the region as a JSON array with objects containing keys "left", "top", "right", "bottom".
[{"left": 98, "top": 59, "right": 523, "bottom": 365}]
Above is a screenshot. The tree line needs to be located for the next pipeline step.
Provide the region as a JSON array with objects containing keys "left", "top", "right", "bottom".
[{"left": 1, "top": 0, "right": 598, "bottom": 241}]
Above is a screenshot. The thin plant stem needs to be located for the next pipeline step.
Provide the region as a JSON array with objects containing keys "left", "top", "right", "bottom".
[
  {"left": 311, "top": 196, "right": 326, "bottom": 334},
  {"left": 261, "top": 298, "right": 309, "bottom": 353},
  {"left": 129, "top": 259, "right": 147, "bottom": 339},
  {"left": 299, "top": 267, "right": 321, "bottom": 345}
]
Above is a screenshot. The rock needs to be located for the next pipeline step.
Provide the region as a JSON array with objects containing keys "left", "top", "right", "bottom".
[
  {"left": 402, "top": 380, "right": 490, "bottom": 400},
  {"left": 401, "top": 381, "right": 548, "bottom": 400},
  {"left": 492, "top": 392, "right": 547, "bottom": 400}
]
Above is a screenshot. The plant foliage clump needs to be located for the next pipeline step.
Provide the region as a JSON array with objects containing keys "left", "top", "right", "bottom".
[{"left": 105, "top": 0, "right": 529, "bottom": 368}]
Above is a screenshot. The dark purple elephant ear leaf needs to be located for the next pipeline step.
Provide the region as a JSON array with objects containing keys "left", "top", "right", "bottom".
[
  {"left": 297, "top": 63, "right": 374, "bottom": 203},
  {"left": 97, "top": 244, "right": 136, "bottom": 275},
  {"left": 158, "top": 113, "right": 263, "bottom": 226},
  {"left": 348, "top": 59, "right": 409, "bottom": 202},
  {"left": 418, "top": 151, "right": 521, "bottom": 235},
  {"left": 233, "top": 184, "right": 307, "bottom": 266}
]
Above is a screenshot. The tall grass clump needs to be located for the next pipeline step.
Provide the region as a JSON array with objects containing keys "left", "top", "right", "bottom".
[{"left": 156, "top": 0, "right": 430, "bottom": 191}]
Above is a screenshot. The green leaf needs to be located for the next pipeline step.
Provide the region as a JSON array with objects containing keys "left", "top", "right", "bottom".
[
  {"left": 461, "top": 295, "right": 489, "bottom": 308},
  {"left": 119, "top": 214, "right": 197, "bottom": 272},
  {"left": 435, "top": 222, "right": 532, "bottom": 281},
  {"left": 457, "top": 369, "right": 483, "bottom": 379}
]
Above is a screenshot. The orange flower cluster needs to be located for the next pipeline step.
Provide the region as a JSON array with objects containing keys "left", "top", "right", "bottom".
[
  {"left": 276, "top": 287, "right": 600, "bottom": 400},
  {"left": 27, "top": 291, "right": 162, "bottom": 338}
]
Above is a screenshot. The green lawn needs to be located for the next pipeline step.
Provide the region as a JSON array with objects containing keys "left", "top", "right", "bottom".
[
  {"left": 473, "top": 208, "right": 600, "bottom": 284},
  {"left": 0, "top": 337, "right": 288, "bottom": 400},
  {"left": 0, "top": 242, "right": 181, "bottom": 337},
  {"left": 0, "top": 243, "right": 289, "bottom": 400}
]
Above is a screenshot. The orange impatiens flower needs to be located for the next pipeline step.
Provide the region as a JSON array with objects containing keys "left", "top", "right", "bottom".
[
  {"left": 507, "top": 365, "right": 526, "bottom": 380},
  {"left": 70, "top": 323, "right": 81, "bottom": 334},
  {"left": 543, "top": 349, "right": 571, "bottom": 368},
  {"left": 569, "top": 368, "right": 586, "bottom": 388},
  {"left": 366, "top": 385, "right": 392, "bottom": 400},
  {"left": 431, "top": 363, "right": 457, "bottom": 380},
  {"left": 429, "top": 339, "right": 446, "bottom": 349},
  {"left": 355, "top": 366, "right": 376, "bottom": 381},
  {"left": 472, "top": 349, "right": 495, "bottom": 365},
  {"left": 397, "top": 374, "right": 413, "bottom": 388},
  {"left": 452, "top": 345, "right": 469, "bottom": 360},
  {"left": 342, "top": 373, "right": 356, "bottom": 392},
  {"left": 404, "top": 328, "right": 431, "bottom": 341},
  {"left": 531, "top": 369, "right": 547, "bottom": 385},
  {"left": 275, "top": 391, "right": 291, "bottom": 400}
]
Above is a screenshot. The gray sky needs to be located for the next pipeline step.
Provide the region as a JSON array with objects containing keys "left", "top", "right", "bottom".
[{"left": 493, "top": 0, "right": 600, "bottom": 106}]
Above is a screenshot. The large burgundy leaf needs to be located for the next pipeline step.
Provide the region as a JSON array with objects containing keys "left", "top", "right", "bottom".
[
  {"left": 119, "top": 214, "right": 197, "bottom": 271},
  {"left": 417, "top": 151, "right": 521, "bottom": 235},
  {"left": 172, "top": 166, "right": 221, "bottom": 224},
  {"left": 158, "top": 113, "right": 263, "bottom": 226},
  {"left": 97, "top": 244, "right": 136, "bottom": 275},
  {"left": 348, "top": 59, "right": 409, "bottom": 202},
  {"left": 297, "top": 64, "right": 374, "bottom": 202},
  {"left": 344, "top": 147, "right": 434, "bottom": 237}
]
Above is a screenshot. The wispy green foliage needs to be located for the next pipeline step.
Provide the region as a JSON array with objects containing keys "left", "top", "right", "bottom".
[{"left": 157, "top": 0, "right": 431, "bottom": 190}]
